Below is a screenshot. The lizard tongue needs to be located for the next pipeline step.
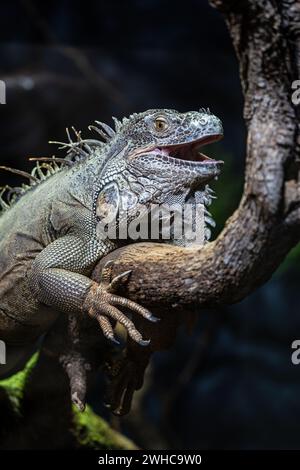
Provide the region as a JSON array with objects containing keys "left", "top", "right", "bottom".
[{"left": 167, "top": 142, "right": 218, "bottom": 163}]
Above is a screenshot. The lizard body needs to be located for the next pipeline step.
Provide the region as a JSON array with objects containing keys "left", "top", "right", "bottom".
[{"left": 0, "top": 108, "right": 223, "bottom": 410}]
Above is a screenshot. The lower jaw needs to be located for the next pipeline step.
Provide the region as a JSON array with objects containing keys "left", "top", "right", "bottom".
[{"left": 154, "top": 155, "right": 222, "bottom": 186}]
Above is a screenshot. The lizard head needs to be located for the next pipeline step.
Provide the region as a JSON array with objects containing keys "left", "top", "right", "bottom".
[
  {"left": 119, "top": 108, "right": 223, "bottom": 182},
  {"left": 96, "top": 108, "right": 224, "bottom": 244},
  {"left": 108, "top": 108, "right": 223, "bottom": 193}
]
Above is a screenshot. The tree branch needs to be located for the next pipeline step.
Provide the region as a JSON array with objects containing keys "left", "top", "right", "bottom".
[{"left": 93, "top": 0, "right": 300, "bottom": 312}]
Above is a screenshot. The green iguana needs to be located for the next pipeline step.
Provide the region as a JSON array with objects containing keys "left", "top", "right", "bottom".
[{"left": 0, "top": 108, "right": 223, "bottom": 413}]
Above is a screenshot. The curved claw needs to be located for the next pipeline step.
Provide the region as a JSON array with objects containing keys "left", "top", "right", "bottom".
[
  {"left": 138, "top": 339, "right": 151, "bottom": 347},
  {"left": 100, "top": 260, "right": 115, "bottom": 285},
  {"left": 108, "top": 270, "right": 132, "bottom": 293},
  {"left": 85, "top": 266, "right": 157, "bottom": 346},
  {"left": 110, "top": 294, "right": 160, "bottom": 323},
  {"left": 99, "top": 303, "right": 150, "bottom": 346},
  {"left": 97, "top": 314, "right": 120, "bottom": 345}
]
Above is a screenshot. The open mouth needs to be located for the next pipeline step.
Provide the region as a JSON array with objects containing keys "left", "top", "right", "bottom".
[{"left": 157, "top": 133, "right": 224, "bottom": 165}]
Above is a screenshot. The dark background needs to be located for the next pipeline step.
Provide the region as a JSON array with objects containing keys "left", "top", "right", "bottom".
[{"left": 1, "top": 0, "right": 300, "bottom": 449}]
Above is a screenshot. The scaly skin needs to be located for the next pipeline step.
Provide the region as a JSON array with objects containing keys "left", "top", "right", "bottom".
[{"left": 0, "top": 108, "right": 223, "bottom": 410}]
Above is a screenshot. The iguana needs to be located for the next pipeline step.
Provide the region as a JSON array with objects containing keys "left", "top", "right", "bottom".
[{"left": 0, "top": 108, "right": 223, "bottom": 412}]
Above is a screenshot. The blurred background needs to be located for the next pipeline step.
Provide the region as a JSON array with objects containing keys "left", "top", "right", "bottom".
[{"left": 1, "top": 0, "right": 300, "bottom": 450}]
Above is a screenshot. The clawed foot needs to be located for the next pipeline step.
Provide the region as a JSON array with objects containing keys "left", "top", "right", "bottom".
[
  {"left": 84, "top": 261, "right": 159, "bottom": 346},
  {"left": 104, "top": 351, "right": 148, "bottom": 416}
]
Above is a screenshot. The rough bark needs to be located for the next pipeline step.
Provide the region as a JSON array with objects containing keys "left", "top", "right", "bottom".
[{"left": 93, "top": 0, "right": 300, "bottom": 310}]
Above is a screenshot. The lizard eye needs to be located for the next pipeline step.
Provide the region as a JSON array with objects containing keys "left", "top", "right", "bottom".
[{"left": 154, "top": 116, "right": 169, "bottom": 132}]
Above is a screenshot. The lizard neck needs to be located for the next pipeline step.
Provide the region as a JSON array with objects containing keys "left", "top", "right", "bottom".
[{"left": 66, "top": 140, "right": 128, "bottom": 215}]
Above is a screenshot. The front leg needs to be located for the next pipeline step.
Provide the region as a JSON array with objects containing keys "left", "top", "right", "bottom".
[{"left": 28, "top": 235, "right": 157, "bottom": 346}]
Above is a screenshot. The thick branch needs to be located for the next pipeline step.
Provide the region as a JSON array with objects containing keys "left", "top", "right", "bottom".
[{"left": 93, "top": 0, "right": 300, "bottom": 309}]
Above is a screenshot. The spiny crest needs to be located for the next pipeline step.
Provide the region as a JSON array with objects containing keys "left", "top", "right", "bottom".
[
  {"left": 49, "top": 125, "right": 104, "bottom": 161},
  {"left": 88, "top": 116, "right": 123, "bottom": 139},
  {"left": 89, "top": 112, "right": 154, "bottom": 135},
  {"left": 0, "top": 117, "right": 120, "bottom": 214},
  {"left": 119, "top": 111, "right": 146, "bottom": 128},
  {"left": 199, "top": 107, "right": 211, "bottom": 115},
  {"left": 0, "top": 158, "right": 69, "bottom": 212}
]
